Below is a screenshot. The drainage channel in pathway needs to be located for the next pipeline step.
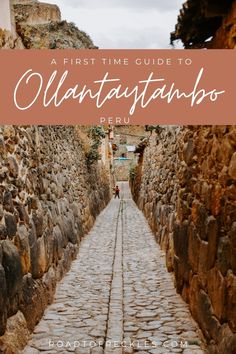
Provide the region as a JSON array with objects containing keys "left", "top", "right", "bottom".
[{"left": 23, "top": 182, "right": 206, "bottom": 354}]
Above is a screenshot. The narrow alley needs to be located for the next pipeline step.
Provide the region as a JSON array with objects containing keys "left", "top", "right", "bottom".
[
  {"left": 0, "top": 1, "right": 236, "bottom": 353},
  {"left": 23, "top": 183, "right": 205, "bottom": 354}
]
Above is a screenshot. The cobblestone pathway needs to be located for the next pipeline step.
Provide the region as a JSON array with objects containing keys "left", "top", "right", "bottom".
[{"left": 23, "top": 183, "right": 206, "bottom": 354}]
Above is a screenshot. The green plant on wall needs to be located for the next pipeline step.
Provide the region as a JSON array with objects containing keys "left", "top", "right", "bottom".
[
  {"left": 129, "top": 165, "right": 137, "bottom": 181},
  {"left": 86, "top": 126, "right": 106, "bottom": 165},
  {"left": 89, "top": 126, "right": 106, "bottom": 141}
]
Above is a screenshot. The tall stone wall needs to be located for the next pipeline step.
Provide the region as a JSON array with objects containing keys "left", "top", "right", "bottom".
[
  {"left": 172, "top": 0, "right": 236, "bottom": 49},
  {"left": 211, "top": 1, "right": 236, "bottom": 48},
  {"left": 131, "top": 126, "right": 236, "bottom": 354},
  {"left": 0, "top": 126, "right": 111, "bottom": 353}
]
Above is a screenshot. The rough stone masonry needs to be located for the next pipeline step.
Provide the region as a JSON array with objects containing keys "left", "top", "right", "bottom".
[
  {"left": 0, "top": 126, "right": 110, "bottom": 352},
  {"left": 131, "top": 126, "right": 236, "bottom": 354}
]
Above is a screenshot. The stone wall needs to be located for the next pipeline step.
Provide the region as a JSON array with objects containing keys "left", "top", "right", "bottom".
[
  {"left": 131, "top": 126, "right": 236, "bottom": 354},
  {"left": 171, "top": 0, "right": 236, "bottom": 49},
  {"left": 211, "top": 1, "right": 236, "bottom": 48},
  {"left": 0, "top": 0, "right": 96, "bottom": 49},
  {"left": 14, "top": 1, "right": 61, "bottom": 26},
  {"left": 0, "top": 126, "right": 111, "bottom": 353}
]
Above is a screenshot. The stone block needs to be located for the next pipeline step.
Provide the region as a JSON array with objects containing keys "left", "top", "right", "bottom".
[
  {"left": 3, "top": 126, "right": 16, "bottom": 139},
  {"left": 218, "top": 324, "right": 236, "bottom": 354},
  {"left": 64, "top": 214, "right": 78, "bottom": 245},
  {"left": 174, "top": 255, "right": 186, "bottom": 294},
  {"left": 15, "top": 202, "right": 29, "bottom": 224},
  {"left": 229, "top": 222, "right": 236, "bottom": 274},
  {"left": 3, "top": 190, "right": 14, "bottom": 213},
  {"left": 42, "top": 230, "right": 53, "bottom": 271},
  {"left": 229, "top": 152, "right": 236, "bottom": 180},
  {"left": 7, "top": 156, "right": 19, "bottom": 178},
  {"left": 28, "top": 221, "right": 46, "bottom": 279},
  {"left": 1, "top": 240, "right": 22, "bottom": 316},
  {"left": 192, "top": 201, "right": 208, "bottom": 240},
  {"left": 19, "top": 274, "right": 48, "bottom": 332},
  {"left": 211, "top": 184, "right": 223, "bottom": 217},
  {"left": 0, "top": 206, "right": 3, "bottom": 221},
  {"left": 227, "top": 130, "right": 236, "bottom": 147},
  {"left": 198, "top": 240, "right": 208, "bottom": 288},
  {"left": 207, "top": 267, "right": 225, "bottom": 322},
  {"left": 0, "top": 224, "right": 7, "bottom": 240},
  {"left": 183, "top": 139, "right": 195, "bottom": 165},
  {"left": 188, "top": 223, "right": 201, "bottom": 273},
  {"left": 226, "top": 184, "right": 236, "bottom": 201},
  {"left": 0, "top": 138, "right": 6, "bottom": 157},
  {"left": 200, "top": 181, "right": 213, "bottom": 210},
  {"left": 173, "top": 220, "right": 189, "bottom": 263},
  {"left": 14, "top": 225, "right": 31, "bottom": 275},
  {"left": 217, "top": 237, "right": 231, "bottom": 276},
  {"left": 226, "top": 270, "right": 236, "bottom": 332},
  {"left": 219, "top": 138, "right": 235, "bottom": 166},
  {"left": 0, "top": 311, "right": 29, "bottom": 354},
  {"left": 52, "top": 225, "right": 64, "bottom": 260},
  {"left": 4, "top": 213, "right": 17, "bottom": 238},
  {"left": 32, "top": 210, "right": 44, "bottom": 237},
  {"left": 0, "top": 264, "right": 7, "bottom": 335},
  {"left": 42, "top": 266, "right": 56, "bottom": 304},
  {"left": 206, "top": 216, "right": 219, "bottom": 269},
  {"left": 196, "top": 290, "right": 221, "bottom": 341},
  {"left": 36, "top": 237, "right": 47, "bottom": 277},
  {"left": 28, "top": 221, "right": 38, "bottom": 278}
]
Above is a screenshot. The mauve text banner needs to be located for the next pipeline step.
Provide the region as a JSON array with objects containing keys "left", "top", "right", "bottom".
[{"left": 0, "top": 49, "right": 235, "bottom": 125}]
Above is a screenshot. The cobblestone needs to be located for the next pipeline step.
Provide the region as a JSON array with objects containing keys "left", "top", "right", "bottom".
[{"left": 23, "top": 183, "right": 206, "bottom": 354}]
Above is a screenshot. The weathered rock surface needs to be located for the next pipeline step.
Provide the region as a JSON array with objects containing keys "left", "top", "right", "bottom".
[
  {"left": 131, "top": 126, "right": 236, "bottom": 354},
  {"left": 0, "top": 0, "right": 96, "bottom": 49},
  {"left": 14, "top": 0, "right": 61, "bottom": 26},
  {"left": 0, "top": 311, "right": 29, "bottom": 354},
  {"left": 172, "top": 0, "right": 236, "bottom": 49},
  {"left": 0, "top": 126, "right": 110, "bottom": 352},
  {"left": 16, "top": 20, "right": 96, "bottom": 49},
  {"left": 0, "top": 28, "right": 24, "bottom": 49}
]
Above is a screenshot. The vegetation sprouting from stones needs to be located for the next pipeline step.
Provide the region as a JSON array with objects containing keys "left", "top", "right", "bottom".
[{"left": 85, "top": 126, "right": 106, "bottom": 165}]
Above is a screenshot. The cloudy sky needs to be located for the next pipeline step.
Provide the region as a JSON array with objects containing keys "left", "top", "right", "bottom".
[{"left": 46, "top": 0, "right": 184, "bottom": 48}]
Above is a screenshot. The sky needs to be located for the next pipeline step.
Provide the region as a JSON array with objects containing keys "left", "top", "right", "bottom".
[{"left": 46, "top": 0, "right": 184, "bottom": 49}]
